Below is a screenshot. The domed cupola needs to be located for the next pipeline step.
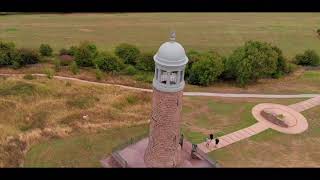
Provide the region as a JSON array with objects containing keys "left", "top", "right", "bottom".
[{"left": 153, "top": 32, "right": 189, "bottom": 92}]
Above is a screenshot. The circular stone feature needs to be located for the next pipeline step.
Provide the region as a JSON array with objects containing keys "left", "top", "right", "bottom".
[{"left": 252, "top": 103, "right": 308, "bottom": 134}]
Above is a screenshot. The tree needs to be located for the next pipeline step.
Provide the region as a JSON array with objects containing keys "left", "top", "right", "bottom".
[
  {"left": 114, "top": 43, "right": 140, "bottom": 65},
  {"left": 294, "top": 49, "right": 320, "bottom": 67},
  {"left": 185, "top": 50, "right": 203, "bottom": 78},
  {"left": 74, "top": 41, "right": 98, "bottom": 67},
  {"left": 39, "top": 44, "right": 53, "bottom": 56},
  {"left": 225, "top": 41, "right": 278, "bottom": 86},
  {"left": 136, "top": 52, "right": 155, "bottom": 71},
  {"left": 188, "top": 52, "right": 224, "bottom": 86},
  {"left": 94, "top": 51, "right": 123, "bottom": 73}
]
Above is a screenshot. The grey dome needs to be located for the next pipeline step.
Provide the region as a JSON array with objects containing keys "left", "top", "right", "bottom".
[{"left": 154, "top": 41, "right": 188, "bottom": 67}]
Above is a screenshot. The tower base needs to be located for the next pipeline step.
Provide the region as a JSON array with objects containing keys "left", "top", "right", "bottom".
[{"left": 100, "top": 138, "right": 218, "bottom": 168}]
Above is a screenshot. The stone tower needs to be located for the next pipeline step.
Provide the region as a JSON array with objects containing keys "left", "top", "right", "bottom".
[{"left": 144, "top": 32, "right": 189, "bottom": 167}]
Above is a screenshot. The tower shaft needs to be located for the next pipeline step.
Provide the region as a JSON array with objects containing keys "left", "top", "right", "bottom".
[{"left": 144, "top": 88, "right": 183, "bottom": 167}]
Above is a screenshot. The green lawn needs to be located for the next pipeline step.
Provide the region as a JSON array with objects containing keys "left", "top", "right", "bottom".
[
  {"left": 207, "top": 104, "right": 320, "bottom": 167},
  {"left": 24, "top": 124, "right": 148, "bottom": 167},
  {"left": 182, "top": 97, "right": 304, "bottom": 142},
  {"left": 1, "top": 13, "right": 320, "bottom": 58}
]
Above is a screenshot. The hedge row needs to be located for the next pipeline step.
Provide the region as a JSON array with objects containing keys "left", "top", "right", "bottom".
[
  {"left": 0, "top": 41, "right": 40, "bottom": 69},
  {"left": 58, "top": 42, "right": 155, "bottom": 75},
  {"left": 1, "top": 40, "right": 318, "bottom": 87}
]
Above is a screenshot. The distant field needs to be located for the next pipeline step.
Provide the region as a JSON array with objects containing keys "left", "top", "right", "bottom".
[{"left": 1, "top": 13, "right": 320, "bottom": 58}]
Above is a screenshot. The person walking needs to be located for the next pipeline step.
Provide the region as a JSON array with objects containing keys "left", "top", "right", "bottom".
[
  {"left": 215, "top": 137, "right": 220, "bottom": 148},
  {"left": 179, "top": 134, "right": 184, "bottom": 148},
  {"left": 209, "top": 134, "right": 214, "bottom": 141},
  {"left": 205, "top": 137, "right": 211, "bottom": 148}
]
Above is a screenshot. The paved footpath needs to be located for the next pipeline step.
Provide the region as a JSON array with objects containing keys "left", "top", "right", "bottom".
[
  {"left": 198, "top": 96, "right": 320, "bottom": 153},
  {"left": 289, "top": 96, "right": 320, "bottom": 112},
  {"left": 1, "top": 73, "right": 319, "bottom": 98},
  {"left": 198, "top": 122, "right": 268, "bottom": 153}
]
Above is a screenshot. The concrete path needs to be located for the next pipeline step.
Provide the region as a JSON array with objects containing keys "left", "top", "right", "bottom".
[
  {"left": 198, "top": 96, "right": 320, "bottom": 153},
  {"left": 1, "top": 73, "right": 319, "bottom": 98},
  {"left": 198, "top": 122, "right": 268, "bottom": 153},
  {"left": 289, "top": 96, "right": 320, "bottom": 112}
]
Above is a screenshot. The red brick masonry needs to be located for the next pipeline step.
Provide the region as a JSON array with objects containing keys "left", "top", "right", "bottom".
[{"left": 144, "top": 88, "right": 183, "bottom": 167}]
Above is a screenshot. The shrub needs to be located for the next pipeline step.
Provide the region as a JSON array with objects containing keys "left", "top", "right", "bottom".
[
  {"left": 123, "top": 65, "right": 138, "bottom": 75},
  {"left": 68, "top": 46, "right": 79, "bottom": 56},
  {"left": 0, "top": 41, "right": 15, "bottom": 51},
  {"left": 224, "top": 41, "right": 279, "bottom": 86},
  {"left": 11, "top": 61, "right": 21, "bottom": 69},
  {"left": 286, "top": 63, "right": 298, "bottom": 74},
  {"left": 59, "top": 46, "right": 78, "bottom": 56},
  {"left": 293, "top": 50, "right": 320, "bottom": 67},
  {"left": 317, "top": 29, "right": 320, "bottom": 36},
  {"left": 136, "top": 52, "right": 155, "bottom": 71},
  {"left": 39, "top": 44, "right": 53, "bottom": 56},
  {"left": 16, "top": 48, "right": 40, "bottom": 66},
  {"left": 53, "top": 59, "right": 61, "bottom": 72},
  {"left": 185, "top": 50, "right": 203, "bottom": 78},
  {"left": 70, "top": 61, "right": 79, "bottom": 75},
  {"left": 74, "top": 41, "right": 98, "bottom": 67},
  {"left": 0, "top": 50, "right": 20, "bottom": 67},
  {"left": 94, "top": 51, "right": 123, "bottom": 73},
  {"left": 95, "top": 65, "right": 103, "bottom": 80},
  {"left": 59, "top": 48, "right": 69, "bottom": 56},
  {"left": 0, "top": 41, "right": 17, "bottom": 66},
  {"left": 59, "top": 55, "right": 74, "bottom": 66},
  {"left": 271, "top": 46, "right": 290, "bottom": 78},
  {"left": 44, "top": 68, "right": 54, "bottom": 79},
  {"left": 114, "top": 43, "right": 140, "bottom": 65},
  {"left": 188, "top": 52, "right": 224, "bottom": 86},
  {"left": 134, "top": 72, "right": 153, "bottom": 83}
]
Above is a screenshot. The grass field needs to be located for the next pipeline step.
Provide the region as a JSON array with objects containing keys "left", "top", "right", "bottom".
[
  {"left": 1, "top": 13, "right": 320, "bottom": 58},
  {"left": 0, "top": 75, "right": 151, "bottom": 167},
  {"left": 181, "top": 96, "right": 305, "bottom": 144},
  {"left": 0, "top": 63, "right": 320, "bottom": 94},
  {"left": 182, "top": 96, "right": 320, "bottom": 167},
  {"left": 24, "top": 124, "right": 148, "bottom": 167},
  {"left": 208, "top": 104, "right": 320, "bottom": 167},
  {"left": 23, "top": 92, "right": 320, "bottom": 167}
]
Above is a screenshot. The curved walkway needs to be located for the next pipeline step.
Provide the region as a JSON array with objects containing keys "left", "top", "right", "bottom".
[
  {"left": 198, "top": 96, "right": 320, "bottom": 153},
  {"left": 1, "top": 73, "right": 319, "bottom": 98}
]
